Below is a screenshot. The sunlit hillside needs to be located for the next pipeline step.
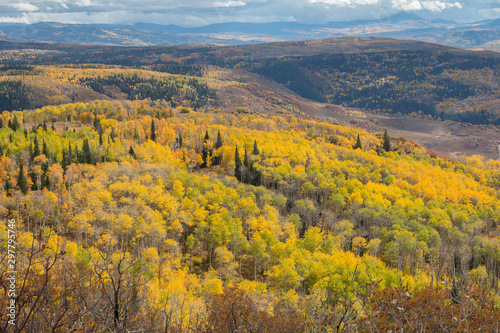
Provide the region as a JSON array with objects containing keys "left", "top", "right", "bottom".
[{"left": 1, "top": 94, "right": 499, "bottom": 331}]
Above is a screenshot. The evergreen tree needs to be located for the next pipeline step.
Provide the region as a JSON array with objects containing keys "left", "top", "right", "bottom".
[
  {"left": 33, "top": 136, "right": 40, "bottom": 157},
  {"left": 82, "top": 139, "right": 92, "bottom": 164},
  {"left": 252, "top": 139, "right": 259, "bottom": 155},
  {"left": 383, "top": 129, "right": 391, "bottom": 152},
  {"left": 99, "top": 131, "right": 103, "bottom": 146},
  {"left": 129, "top": 146, "right": 137, "bottom": 160},
  {"left": 4, "top": 174, "right": 12, "bottom": 197},
  {"left": 212, "top": 130, "right": 222, "bottom": 165},
  {"left": 29, "top": 141, "right": 34, "bottom": 163},
  {"left": 9, "top": 134, "right": 12, "bottom": 143},
  {"left": 11, "top": 116, "right": 19, "bottom": 131},
  {"left": 17, "top": 161, "right": 28, "bottom": 194},
  {"left": 93, "top": 112, "right": 101, "bottom": 131},
  {"left": 243, "top": 146, "right": 249, "bottom": 169},
  {"left": 234, "top": 146, "right": 242, "bottom": 182},
  {"left": 215, "top": 130, "right": 223, "bottom": 150},
  {"left": 42, "top": 120, "right": 47, "bottom": 131},
  {"left": 24, "top": 129, "right": 28, "bottom": 138},
  {"left": 201, "top": 130, "right": 211, "bottom": 168},
  {"left": 7, "top": 119, "right": 11, "bottom": 130},
  {"left": 51, "top": 121, "right": 56, "bottom": 132},
  {"left": 150, "top": 120, "right": 156, "bottom": 142},
  {"left": 68, "top": 144, "right": 74, "bottom": 164},
  {"left": 62, "top": 149, "right": 68, "bottom": 172},
  {"left": 75, "top": 146, "right": 81, "bottom": 164},
  {"left": 42, "top": 141, "right": 49, "bottom": 157},
  {"left": 354, "top": 134, "right": 363, "bottom": 150},
  {"left": 0, "top": 119, "right": 3, "bottom": 128}
]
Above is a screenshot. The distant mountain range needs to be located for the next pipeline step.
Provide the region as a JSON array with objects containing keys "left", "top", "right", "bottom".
[{"left": 0, "top": 12, "right": 498, "bottom": 51}]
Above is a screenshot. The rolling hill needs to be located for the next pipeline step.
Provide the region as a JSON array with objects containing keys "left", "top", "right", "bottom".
[
  {"left": 0, "top": 12, "right": 498, "bottom": 51},
  {"left": 0, "top": 33, "right": 500, "bottom": 332}
]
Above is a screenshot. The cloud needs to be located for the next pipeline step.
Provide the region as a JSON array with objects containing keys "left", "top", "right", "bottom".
[
  {"left": 391, "top": 0, "right": 422, "bottom": 10},
  {"left": 0, "top": 0, "right": 494, "bottom": 26},
  {"left": 421, "top": 1, "right": 462, "bottom": 11},
  {"left": 11, "top": 3, "right": 39, "bottom": 12},
  {"left": 309, "top": 0, "right": 380, "bottom": 6}
]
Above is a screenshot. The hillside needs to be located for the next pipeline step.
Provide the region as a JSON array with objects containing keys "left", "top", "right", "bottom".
[
  {"left": 1, "top": 37, "right": 498, "bottom": 126},
  {"left": 0, "top": 43, "right": 500, "bottom": 161},
  {"left": 1, "top": 93, "right": 500, "bottom": 330}
]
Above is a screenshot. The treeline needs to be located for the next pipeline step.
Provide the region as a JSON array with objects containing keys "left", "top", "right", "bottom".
[
  {"left": 439, "top": 109, "right": 500, "bottom": 125},
  {"left": 79, "top": 74, "right": 216, "bottom": 109},
  {"left": 147, "top": 63, "right": 204, "bottom": 77},
  {"left": 0, "top": 80, "right": 30, "bottom": 111}
]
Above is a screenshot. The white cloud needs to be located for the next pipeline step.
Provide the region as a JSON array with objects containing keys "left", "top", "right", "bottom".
[
  {"left": 309, "top": 0, "right": 380, "bottom": 7},
  {"left": 421, "top": 0, "right": 462, "bottom": 11},
  {"left": 74, "top": 0, "right": 94, "bottom": 6},
  {"left": 391, "top": 0, "right": 422, "bottom": 10},
  {"left": 354, "top": 0, "right": 380, "bottom": 5},
  {"left": 213, "top": 0, "right": 247, "bottom": 7},
  {"left": 309, "top": 0, "right": 351, "bottom": 6},
  {"left": 11, "top": 3, "right": 39, "bottom": 11},
  {"left": 0, "top": 0, "right": 490, "bottom": 26}
]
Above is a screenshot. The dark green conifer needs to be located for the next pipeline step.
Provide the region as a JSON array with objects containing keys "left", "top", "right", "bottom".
[
  {"left": 68, "top": 144, "right": 74, "bottom": 164},
  {"left": 201, "top": 130, "right": 211, "bottom": 168},
  {"left": 82, "top": 139, "right": 92, "bottom": 164},
  {"left": 62, "top": 149, "right": 68, "bottom": 171},
  {"left": 4, "top": 174, "right": 12, "bottom": 197},
  {"left": 129, "top": 146, "right": 137, "bottom": 159},
  {"left": 33, "top": 137, "right": 40, "bottom": 157},
  {"left": 243, "top": 146, "right": 249, "bottom": 169},
  {"left": 11, "top": 116, "right": 19, "bottom": 131},
  {"left": 75, "top": 146, "right": 81, "bottom": 164},
  {"left": 215, "top": 130, "right": 223, "bottom": 150},
  {"left": 17, "top": 161, "right": 28, "bottom": 194},
  {"left": 42, "top": 141, "right": 48, "bottom": 157},
  {"left": 150, "top": 120, "right": 156, "bottom": 142},
  {"left": 252, "top": 140, "right": 259, "bottom": 155},
  {"left": 354, "top": 134, "right": 363, "bottom": 150},
  {"left": 234, "top": 146, "right": 242, "bottom": 182},
  {"left": 383, "top": 129, "right": 391, "bottom": 152}
]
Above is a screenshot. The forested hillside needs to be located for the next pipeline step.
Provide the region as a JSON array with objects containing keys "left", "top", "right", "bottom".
[
  {"left": 240, "top": 50, "right": 500, "bottom": 124},
  {"left": 1, "top": 97, "right": 500, "bottom": 331},
  {"left": 1, "top": 38, "right": 498, "bottom": 126}
]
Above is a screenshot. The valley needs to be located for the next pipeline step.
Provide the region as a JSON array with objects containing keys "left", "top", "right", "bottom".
[{"left": 0, "top": 36, "right": 499, "bottom": 332}]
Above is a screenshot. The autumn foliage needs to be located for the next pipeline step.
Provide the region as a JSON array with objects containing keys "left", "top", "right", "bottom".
[{"left": 0, "top": 67, "right": 499, "bottom": 331}]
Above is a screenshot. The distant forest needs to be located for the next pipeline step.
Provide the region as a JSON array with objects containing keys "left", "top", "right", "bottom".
[
  {"left": 241, "top": 50, "right": 500, "bottom": 124},
  {"left": 0, "top": 40, "right": 499, "bottom": 124}
]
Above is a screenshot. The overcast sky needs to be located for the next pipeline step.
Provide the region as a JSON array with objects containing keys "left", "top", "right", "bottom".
[{"left": 0, "top": 0, "right": 497, "bottom": 26}]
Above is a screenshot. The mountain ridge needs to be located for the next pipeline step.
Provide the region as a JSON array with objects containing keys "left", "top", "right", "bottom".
[{"left": 0, "top": 12, "right": 497, "bottom": 50}]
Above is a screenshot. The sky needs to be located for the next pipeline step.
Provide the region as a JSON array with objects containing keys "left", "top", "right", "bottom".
[{"left": 0, "top": 0, "right": 497, "bottom": 26}]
